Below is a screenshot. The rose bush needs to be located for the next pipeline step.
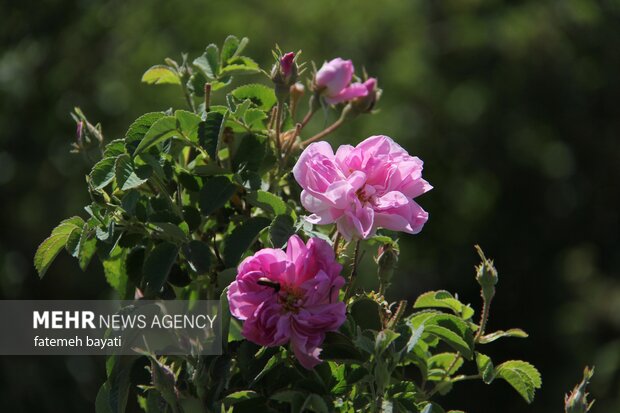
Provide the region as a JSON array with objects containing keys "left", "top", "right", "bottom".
[{"left": 35, "top": 35, "right": 593, "bottom": 413}]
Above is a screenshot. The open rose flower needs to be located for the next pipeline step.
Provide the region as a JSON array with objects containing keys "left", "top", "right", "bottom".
[
  {"left": 293, "top": 135, "right": 432, "bottom": 240},
  {"left": 227, "top": 235, "right": 345, "bottom": 369},
  {"left": 315, "top": 58, "right": 368, "bottom": 104}
]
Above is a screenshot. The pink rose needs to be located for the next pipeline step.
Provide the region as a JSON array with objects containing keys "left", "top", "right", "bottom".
[
  {"left": 315, "top": 58, "right": 368, "bottom": 104},
  {"left": 227, "top": 235, "right": 345, "bottom": 369},
  {"left": 293, "top": 135, "right": 432, "bottom": 240}
]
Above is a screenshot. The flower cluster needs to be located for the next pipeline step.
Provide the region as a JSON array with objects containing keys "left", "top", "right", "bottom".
[{"left": 229, "top": 56, "right": 431, "bottom": 369}]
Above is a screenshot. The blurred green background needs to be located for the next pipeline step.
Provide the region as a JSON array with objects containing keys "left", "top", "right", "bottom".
[{"left": 1, "top": 0, "right": 619, "bottom": 411}]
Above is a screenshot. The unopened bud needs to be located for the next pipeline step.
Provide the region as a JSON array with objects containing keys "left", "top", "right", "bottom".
[
  {"left": 76, "top": 121, "right": 84, "bottom": 146},
  {"left": 271, "top": 51, "right": 298, "bottom": 102},
  {"left": 474, "top": 245, "right": 498, "bottom": 301},
  {"left": 352, "top": 77, "right": 381, "bottom": 114},
  {"left": 565, "top": 367, "right": 595, "bottom": 413},
  {"left": 376, "top": 243, "right": 399, "bottom": 294}
]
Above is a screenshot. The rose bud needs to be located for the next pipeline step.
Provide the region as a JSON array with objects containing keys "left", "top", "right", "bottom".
[
  {"left": 352, "top": 77, "right": 381, "bottom": 114},
  {"left": 271, "top": 51, "right": 297, "bottom": 101}
]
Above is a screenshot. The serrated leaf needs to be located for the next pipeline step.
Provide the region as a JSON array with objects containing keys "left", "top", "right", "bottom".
[
  {"left": 182, "top": 240, "right": 211, "bottom": 274},
  {"left": 125, "top": 112, "right": 165, "bottom": 153},
  {"left": 375, "top": 329, "right": 400, "bottom": 355},
  {"left": 223, "top": 390, "right": 259, "bottom": 404},
  {"left": 103, "top": 139, "right": 126, "bottom": 158},
  {"left": 198, "top": 111, "right": 227, "bottom": 160},
  {"left": 495, "top": 360, "right": 541, "bottom": 403},
  {"left": 414, "top": 290, "right": 474, "bottom": 320},
  {"left": 141, "top": 65, "right": 181, "bottom": 85},
  {"left": 220, "top": 35, "right": 240, "bottom": 64},
  {"left": 102, "top": 245, "right": 129, "bottom": 296},
  {"left": 246, "top": 190, "right": 290, "bottom": 216},
  {"left": 244, "top": 109, "right": 267, "bottom": 129},
  {"left": 149, "top": 222, "right": 187, "bottom": 243},
  {"left": 428, "top": 353, "right": 464, "bottom": 379},
  {"left": 220, "top": 58, "right": 260, "bottom": 76},
  {"left": 34, "top": 217, "right": 84, "bottom": 278},
  {"left": 133, "top": 116, "right": 178, "bottom": 156},
  {"left": 230, "top": 84, "right": 276, "bottom": 111},
  {"left": 143, "top": 242, "right": 179, "bottom": 296},
  {"left": 475, "top": 352, "right": 495, "bottom": 384},
  {"left": 251, "top": 351, "right": 284, "bottom": 385},
  {"left": 90, "top": 157, "right": 117, "bottom": 189},
  {"left": 223, "top": 217, "right": 270, "bottom": 268},
  {"left": 408, "top": 311, "right": 475, "bottom": 360},
  {"left": 232, "top": 133, "right": 266, "bottom": 173},
  {"left": 478, "top": 328, "right": 528, "bottom": 344},
  {"left": 175, "top": 109, "right": 202, "bottom": 142},
  {"left": 269, "top": 215, "right": 295, "bottom": 248},
  {"left": 115, "top": 154, "right": 149, "bottom": 190},
  {"left": 198, "top": 175, "right": 236, "bottom": 215},
  {"left": 193, "top": 44, "right": 220, "bottom": 79}
]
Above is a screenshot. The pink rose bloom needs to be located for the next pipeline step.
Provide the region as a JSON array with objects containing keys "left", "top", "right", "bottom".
[
  {"left": 293, "top": 135, "right": 432, "bottom": 240},
  {"left": 315, "top": 58, "right": 368, "bottom": 104},
  {"left": 227, "top": 235, "right": 345, "bottom": 369}
]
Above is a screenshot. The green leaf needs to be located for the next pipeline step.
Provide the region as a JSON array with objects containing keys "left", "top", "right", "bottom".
[
  {"left": 230, "top": 84, "right": 277, "bottom": 111},
  {"left": 149, "top": 222, "right": 188, "bottom": 243},
  {"left": 102, "top": 246, "right": 129, "bottom": 296},
  {"left": 270, "top": 390, "right": 306, "bottom": 412},
  {"left": 232, "top": 133, "right": 266, "bottom": 172},
  {"left": 103, "top": 139, "right": 127, "bottom": 158},
  {"left": 175, "top": 109, "right": 202, "bottom": 142},
  {"left": 220, "top": 58, "right": 260, "bottom": 76},
  {"left": 251, "top": 351, "right": 285, "bottom": 385},
  {"left": 220, "top": 35, "right": 240, "bottom": 64},
  {"left": 182, "top": 240, "right": 211, "bottom": 274},
  {"left": 35, "top": 217, "right": 84, "bottom": 278},
  {"left": 375, "top": 329, "right": 400, "bottom": 355},
  {"left": 198, "top": 111, "right": 227, "bottom": 160},
  {"left": 269, "top": 215, "right": 296, "bottom": 248},
  {"left": 478, "top": 328, "right": 528, "bottom": 344},
  {"left": 475, "top": 352, "right": 495, "bottom": 384},
  {"left": 223, "top": 390, "right": 259, "bottom": 405},
  {"left": 198, "top": 175, "right": 237, "bottom": 215},
  {"left": 408, "top": 311, "right": 475, "bottom": 360},
  {"left": 223, "top": 217, "right": 270, "bottom": 268},
  {"left": 246, "top": 190, "right": 289, "bottom": 216},
  {"left": 428, "top": 353, "right": 463, "bottom": 380},
  {"left": 125, "top": 112, "right": 165, "bottom": 153},
  {"left": 90, "top": 157, "right": 117, "bottom": 189},
  {"left": 193, "top": 44, "right": 220, "bottom": 79},
  {"left": 414, "top": 290, "right": 475, "bottom": 320},
  {"left": 95, "top": 382, "right": 113, "bottom": 413},
  {"left": 115, "top": 154, "right": 149, "bottom": 190},
  {"left": 300, "top": 394, "right": 329, "bottom": 413},
  {"left": 143, "top": 242, "right": 179, "bottom": 296},
  {"left": 320, "top": 332, "right": 366, "bottom": 362},
  {"left": 495, "top": 360, "right": 542, "bottom": 403},
  {"left": 133, "top": 115, "right": 178, "bottom": 156},
  {"left": 244, "top": 109, "right": 267, "bottom": 129},
  {"left": 141, "top": 65, "right": 181, "bottom": 85}
]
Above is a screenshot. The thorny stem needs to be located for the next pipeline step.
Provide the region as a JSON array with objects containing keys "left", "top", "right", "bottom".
[
  {"left": 333, "top": 232, "right": 342, "bottom": 255},
  {"left": 274, "top": 101, "right": 284, "bottom": 155},
  {"left": 345, "top": 240, "right": 362, "bottom": 300},
  {"left": 475, "top": 294, "right": 493, "bottom": 342}
]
